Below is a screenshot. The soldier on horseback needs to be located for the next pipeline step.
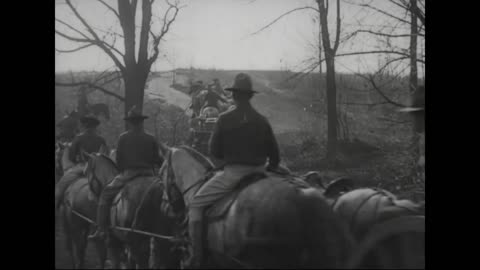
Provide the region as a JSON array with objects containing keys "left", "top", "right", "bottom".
[
  {"left": 185, "top": 73, "right": 285, "bottom": 267},
  {"left": 55, "top": 114, "right": 107, "bottom": 210},
  {"left": 89, "top": 106, "right": 164, "bottom": 241},
  {"left": 199, "top": 85, "right": 228, "bottom": 117}
]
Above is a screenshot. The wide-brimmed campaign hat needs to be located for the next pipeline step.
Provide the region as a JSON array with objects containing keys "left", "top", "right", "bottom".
[
  {"left": 80, "top": 114, "right": 100, "bottom": 127},
  {"left": 124, "top": 106, "right": 149, "bottom": 121},
  {"left": 399, "top": 85, "right": 425, "bottom": 113},
  {"left": 224, "top": 73, "right": 258, "bottom": 94}
]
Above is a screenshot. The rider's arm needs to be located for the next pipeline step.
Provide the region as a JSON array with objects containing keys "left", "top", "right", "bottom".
[
  {"left": 209, "top": 117, "right": 224, "bottom": 159},
  {"left": 265, "top": 122, "right": 280, "bottom": 169},
  {"left": 68, "top": 136, "right": 80, "bottom": 163},
  {"left": 116, "top": 136, "right": 125, "bottom": 172},
  {"left": 152, "top": 139, "right": 165, "bottom": 167},
  {"left": 99, "top": 137, "right": 109, "bottom": 155}
]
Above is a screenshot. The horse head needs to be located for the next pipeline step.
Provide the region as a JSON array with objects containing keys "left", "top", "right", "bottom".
[
  {"left": 56, "top": 142, "right": 74, "bottom": 173},
  {"left": 331, "top": 188, "right": 424, "bottom": 239},
  {"left": 84, "top": 152, "right": 118, "bottom": 197},
  {"left": 159, "top": 145, "right": 213, "bottom": 217}
]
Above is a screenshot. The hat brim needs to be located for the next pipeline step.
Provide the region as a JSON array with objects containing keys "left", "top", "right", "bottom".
[
  {"left": 224, "top": 87, "right": 258, "bottom": 93},
  {"left": 124, "top": 115, "right": 149, "bottom": 121},
  {"left": 398, "top": 107, "right": 424, "bottom": 113}
]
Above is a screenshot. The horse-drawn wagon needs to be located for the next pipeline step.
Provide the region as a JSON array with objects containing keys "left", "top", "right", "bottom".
[{"left": 189, "top": 116, "right": 217, "bottom": 156}]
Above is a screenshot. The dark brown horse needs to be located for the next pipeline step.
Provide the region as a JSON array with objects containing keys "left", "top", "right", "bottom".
[
  {"left": 85, "top": 153, "right": 179, "bottom": 269},
  {"left": 159, "top": 145, "right": 354, "bottom": 268},
  {"left": 56, "top": 144, "right": 108, "bottom": 269}
]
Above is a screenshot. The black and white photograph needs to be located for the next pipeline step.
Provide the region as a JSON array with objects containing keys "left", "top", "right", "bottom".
[{"left": 55, "top": 0, "right": 425, "bottom": 268}]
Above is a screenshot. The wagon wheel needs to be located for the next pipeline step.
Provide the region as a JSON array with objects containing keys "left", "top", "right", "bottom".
[{"left": 346, "top": 215, "right": 425, "bottom": 269}]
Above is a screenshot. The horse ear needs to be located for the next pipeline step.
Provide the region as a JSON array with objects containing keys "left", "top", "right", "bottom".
[
  {"left": 158, "top": 141, "right": 170, "bottom": 158},
  {"left": 324, "top": 177, "right": 355, "bottom": 198},
  {"left": 58, "top": 143, "right": 66, "bottom": 150}
]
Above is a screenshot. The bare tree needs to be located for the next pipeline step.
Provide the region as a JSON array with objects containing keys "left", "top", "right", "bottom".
[
  {"left": 250, "top": 0, "right": 342, "bottom": 160},
  {"left": 55, "top": 0, "right": 183, "bottom": 120},
  {"left": 316, "top": 0, "right": 342, "bottom": 160}
]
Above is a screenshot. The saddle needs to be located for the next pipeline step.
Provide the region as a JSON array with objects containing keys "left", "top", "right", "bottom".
[
  {"left": 201, "top": 170, "right": 310, "bottom": 222},
  {"left": 202, "top": 171, "right": 267, "bottom": 221}
]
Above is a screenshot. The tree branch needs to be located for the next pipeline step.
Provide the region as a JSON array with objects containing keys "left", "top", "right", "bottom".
[
  {"left": 360, "top": 3, "right": 411, "bottom": 25},
  {"left": 249, "top": 6, "right": 319, "bottom": 36},
  {"left": 55, "top": 18, "right": 90, "bottom": 39},
  {"left": 332, "top": 0, "right": 341, "bottom": 53},
  {"left": 347, "top": 29, "right": 424, "bottom": 38},
  {"left": 55, "top": 44, "right": 94, "bottom": 53},
  {"left": 148, "top": 0, "right": 180, "bottom": 66},
  {"left": 65, "top": 0, "right": 126, "bottom": 74},
  {"left": 96, "top": 0, "right": 120, "bottom": 20},
  {"left": 55, "top": 29, "right": 90, "bottom": 43}
]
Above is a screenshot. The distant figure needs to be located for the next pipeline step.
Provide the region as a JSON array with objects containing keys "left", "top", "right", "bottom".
[{"left": 200, "top": 86, "right": 227, "bottom": 113}]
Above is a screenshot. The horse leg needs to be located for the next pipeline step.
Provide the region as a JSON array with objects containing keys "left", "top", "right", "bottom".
[
  {"left": 71, "top": 227, "right": 88, "bottom": 269},
  {"left": 108, "top": 238, "right": 125, "bottom": 269},
  {"left": 126, "top": 247, "right": 137, "bottom": 269},
  {"left": 94, "top": 239, "right": 107, "bottom": 269},
  {"left": 61, "top": 206, "right": 77, "bottom": 268},
  {"left": 131, "top": 238, "right": 150, "bottom": 269}
]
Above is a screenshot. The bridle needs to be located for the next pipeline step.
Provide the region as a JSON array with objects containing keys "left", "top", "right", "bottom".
[
  {"left": 161, "top": 148, "right": 212, "bottom": 217},
  {"left": 87, "top": 154, "right": 117, "bottom": 197}
]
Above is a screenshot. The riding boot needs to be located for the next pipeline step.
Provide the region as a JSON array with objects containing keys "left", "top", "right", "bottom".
[
  {"left": 186, "top": 220, "right": 204, "bottom": 269},
  {"left": 89, "top": 203, "right": 108, "bottom": 241}
]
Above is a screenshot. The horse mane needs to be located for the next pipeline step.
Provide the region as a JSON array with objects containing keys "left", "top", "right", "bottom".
[
  {"left": 95, "top": 153, "right": 118, "bottom": 169},
  {"left": 177, "top": 145, "right": 214, "bottom": 170}
]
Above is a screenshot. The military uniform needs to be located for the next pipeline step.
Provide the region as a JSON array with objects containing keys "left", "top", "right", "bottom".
[
  {"left": 89, "top": 107, "right": 164, "bottom": 240},
  {"left": 55, "top": 115, "right": 106, "bottom": 210}
]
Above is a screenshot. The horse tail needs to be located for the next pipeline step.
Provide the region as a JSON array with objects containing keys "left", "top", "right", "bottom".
[{"left": 297, "top": 189, "right": 354, "bottom": 268}]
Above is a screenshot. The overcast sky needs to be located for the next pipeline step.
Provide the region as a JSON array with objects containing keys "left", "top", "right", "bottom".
[{"left": 55, "top": 0, "right": 424, "bottom": 75}]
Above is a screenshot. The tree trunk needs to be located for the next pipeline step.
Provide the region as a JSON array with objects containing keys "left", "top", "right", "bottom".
[
  {"left": 325, "top": 55, "right": 338, "bottom": 159},
  {"left": 123, "top": 67, "right": 148, "bottom": 130},
  {"left": 317, "top": 0, "right": 339, "bottom": 161},
  {"left": 77, "top": 87, "right": 89, "bottom": 116},
  {"left": 409, "top": 0, "right": 419, "bottom": 157},
  {"left": 409, "top": 0, "right": 418, "bottom": 94}
]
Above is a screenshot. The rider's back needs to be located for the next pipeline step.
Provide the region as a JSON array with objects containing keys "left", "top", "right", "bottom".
[
  {"left": 210, "top": 106, "right": 279, "bottom": 167},
  {"left": 69, "top": 131, "right": 106, "bottom": 162},
  {"left": 116, "top": 130, "right": 163, "bottom": 171}
]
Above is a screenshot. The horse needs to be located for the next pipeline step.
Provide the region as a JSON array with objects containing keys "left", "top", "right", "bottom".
[
  {"left": 303, "top": 172, "right": 425, "bottom": 269},
  {"left": 55, "top": 143, "right": 66, "bottom": 184},
  {"left": 158, "top": 144, "right": 354, "bottom": 268},
  {"left": 85, "top": 153, "right": 179, "bottom": 269},
  {"left": 331, "top": 188, "right": 425, "bottom": 269},
  {"left": 56, "top": 144, "right": 108, "bottom": 269}
]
